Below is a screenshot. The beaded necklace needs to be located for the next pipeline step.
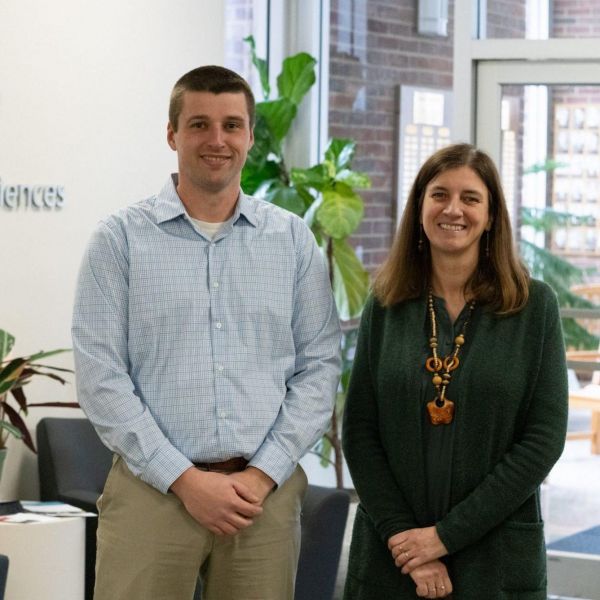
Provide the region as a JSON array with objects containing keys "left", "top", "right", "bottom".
[{"left": 425, "top": 290, "right": 476, "bottom": 425}]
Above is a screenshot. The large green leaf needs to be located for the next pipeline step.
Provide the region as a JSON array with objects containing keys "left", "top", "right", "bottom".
[
  {"left": 245, "top": 113, "right": 281, "bottom": 166},
  {"left": 316, "top": 184, "right": 364, "bottom": 239},
  {"left": 243, "top": 35, "right": 270, "bottom": 99},
  {"left": 0, "top": 358, "right": 27, "bottom": 394},
  {"left": 277, "top": 52, "right": 316, "bottom": 106},
  {"left": 265, "top": 184, "right": 306, "bottom": 216},
  {"left": 304, "top": 192, "right": 325, "bottom": 230},
  {"left": 0, "top": 330, "right": 15, "bottom": 362},
  {"left": 256, "top": 98, "right": 297, "bottom": 142},
  {"left": 336, "top": 169, "right": 371, "bottom": 189},
  {"left": 291, "top": 164, "right": 329, "bottom": 191},
  {"left": 294, "top": 186, "right": 318, "bottom": 213},
  {"left": 331, "top": 239, "right": 370, "bottom": 320},
  {"left": 241, "top": 162, "right": 282, "bottom": 196},
  {"left": 325, "top": 138, "right": 356, "bottom": 172}
]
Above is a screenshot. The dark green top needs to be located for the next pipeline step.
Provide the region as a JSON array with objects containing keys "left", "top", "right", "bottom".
[
  {"left": 343, "top": 279, "right": 568, "bottom": 599},
  {"left": 422, "top": 297, "right": 480, "bottom": 523}
]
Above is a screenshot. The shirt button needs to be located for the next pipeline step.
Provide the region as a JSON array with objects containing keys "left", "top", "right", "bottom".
[
  {"left": 213, "top": 281, "right": 219, "bottom": 288},
  {"left": 215, "top": 322, "right": 222, "bottom": 329},
  {"left": 219, "top": 411, "right": 227, "bottom": 418},
  {"left": 217, "top": 364, "right": 224, "bottom": 372}
]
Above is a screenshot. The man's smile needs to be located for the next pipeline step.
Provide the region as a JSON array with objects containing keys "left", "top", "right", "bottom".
[{"left": 201, "top": 154, "right": 231, "bottom": 165}]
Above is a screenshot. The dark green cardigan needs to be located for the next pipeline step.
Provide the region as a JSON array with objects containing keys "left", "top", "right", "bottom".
[{"left": 343, "top": 279, "right": 568, "bottom": 599}]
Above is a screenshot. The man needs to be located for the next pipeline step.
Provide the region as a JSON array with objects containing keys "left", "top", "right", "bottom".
[{"left": 72, "top": 65, "right": 341, "bottom": 600}]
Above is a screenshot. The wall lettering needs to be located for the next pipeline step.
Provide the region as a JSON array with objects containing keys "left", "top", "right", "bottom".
[{"left": 0, "top": 178, "right": 65, "bottom": 210}]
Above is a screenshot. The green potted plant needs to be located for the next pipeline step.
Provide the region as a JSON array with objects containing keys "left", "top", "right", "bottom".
[
  {"left": 241, "top": 38, "right": 371, "bottom": 487},
  {"left": 0, "top": 328, "right": 77, "bottom": 480}
]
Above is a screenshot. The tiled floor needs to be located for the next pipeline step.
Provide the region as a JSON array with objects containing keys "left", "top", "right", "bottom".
[{"left": 333, "top": 408, "right": 600, "bottom": 600}]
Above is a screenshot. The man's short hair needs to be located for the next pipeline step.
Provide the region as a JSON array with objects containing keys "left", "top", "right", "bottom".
[{"left": 169, "top": 65, "right": 256, "bottom": 131}]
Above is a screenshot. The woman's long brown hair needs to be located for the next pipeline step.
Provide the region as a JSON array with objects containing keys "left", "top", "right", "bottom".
[{"left": 373, "top": 143, "right": 529, "bottom": 314}]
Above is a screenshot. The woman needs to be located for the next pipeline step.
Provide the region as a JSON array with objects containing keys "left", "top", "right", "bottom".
[{"left": 342, "top": 144, "right": 568, "bottom": 599}]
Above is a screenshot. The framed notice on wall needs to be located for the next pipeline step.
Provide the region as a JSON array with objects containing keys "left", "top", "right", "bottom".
[{"left": 396, "top": 86, "right": 452, "bottom": 222}]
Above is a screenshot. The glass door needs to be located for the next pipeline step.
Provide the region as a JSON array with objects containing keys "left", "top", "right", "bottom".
[
  {"left": 476, "top": 60, "right": 600, "bottom": 598},
  {"left": 476, "top": 62, "right": 600, "bottom": 267}
]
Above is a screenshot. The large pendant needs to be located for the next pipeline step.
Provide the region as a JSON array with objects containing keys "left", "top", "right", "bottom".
[{"left": 427, "top": 397, "right": 454, "bottom": 425}]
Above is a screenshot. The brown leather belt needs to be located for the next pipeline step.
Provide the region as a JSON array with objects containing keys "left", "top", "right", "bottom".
[{"left": 193, "top": 457, "right": 248, "bottom": 473}]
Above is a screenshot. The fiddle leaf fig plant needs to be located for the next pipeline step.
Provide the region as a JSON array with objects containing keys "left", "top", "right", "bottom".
[
  {"left": 241, "top": 38, "right": 371, "bottom": 486},
  {"left": 0, "top": 328, "right": 78, "bottom": 452}
]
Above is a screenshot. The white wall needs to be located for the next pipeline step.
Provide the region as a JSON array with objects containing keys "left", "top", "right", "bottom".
[{"left": 0, "top": 0, "right": 225, "bottom": 500}]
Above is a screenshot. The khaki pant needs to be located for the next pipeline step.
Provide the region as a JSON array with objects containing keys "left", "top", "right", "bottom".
[{"left": 94, "top": 456, "right": 307, "bottom": 600}]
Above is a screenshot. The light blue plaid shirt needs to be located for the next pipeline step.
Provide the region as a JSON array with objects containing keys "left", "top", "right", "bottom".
[{"left": 72, "top": 175, "right": 341, "bottom": 493}]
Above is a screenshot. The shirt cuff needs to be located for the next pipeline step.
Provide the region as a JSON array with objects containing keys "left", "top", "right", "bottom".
[
  {"left": 249, "top": 442, "right": 297, "bottom": 487},
  {"left": 137, "top": 442, "right": 194, "bottom": 494}
]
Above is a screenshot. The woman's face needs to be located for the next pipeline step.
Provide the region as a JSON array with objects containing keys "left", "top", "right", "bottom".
[{"left": 421, "top": 165, "right": 491, "bottom": 265}]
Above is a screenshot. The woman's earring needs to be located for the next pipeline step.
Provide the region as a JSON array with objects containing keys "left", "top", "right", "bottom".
[{"left": 418, "top": 225, "right": 424, "bottom": 253}]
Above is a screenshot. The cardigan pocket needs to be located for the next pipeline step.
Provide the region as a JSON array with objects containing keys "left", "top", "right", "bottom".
[{"left": 500, "top": 520, "right": 546, "bottom": 594}]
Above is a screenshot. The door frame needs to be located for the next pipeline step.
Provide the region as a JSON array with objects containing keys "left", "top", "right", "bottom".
[
  {"left": 452, "top": 0, "right": 600, "bottom": 161},
  {"left": 475, "top": 61, "right": 600, "bottom": 164}
]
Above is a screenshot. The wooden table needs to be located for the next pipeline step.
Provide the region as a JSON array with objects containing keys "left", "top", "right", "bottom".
[{"left": 568, "top": 384, "right": 600, "bottom": 454}]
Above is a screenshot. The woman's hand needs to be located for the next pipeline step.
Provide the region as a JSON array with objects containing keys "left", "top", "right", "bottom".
[
  {"left": 388, "top": 526, "right": 448, "bottom": 574},
  {"left": 408, "top": 560, "right": 453, "bottom": 598}
]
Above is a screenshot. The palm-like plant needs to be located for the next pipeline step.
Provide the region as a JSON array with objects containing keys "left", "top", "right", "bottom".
[
  {"left": 519, "top": 159, "right": 599, "bottom": 350},
  {"left": 0, "top": 328, "right": 77, "bottom": 452}
]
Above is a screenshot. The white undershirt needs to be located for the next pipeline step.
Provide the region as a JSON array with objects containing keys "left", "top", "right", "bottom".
[{"left": 189, "top": 217, "right": 225, "bottom": 240}]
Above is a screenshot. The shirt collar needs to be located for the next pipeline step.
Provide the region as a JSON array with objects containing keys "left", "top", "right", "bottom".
[{"left": 153, "top": 174, "right": 258, "bottom": 228}]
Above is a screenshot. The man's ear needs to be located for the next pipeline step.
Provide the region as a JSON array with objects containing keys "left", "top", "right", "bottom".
[{"left": 167, "top": 122, "right": 176, "bottom": 151}]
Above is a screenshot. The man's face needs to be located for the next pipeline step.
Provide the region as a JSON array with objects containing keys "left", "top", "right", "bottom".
[{"left": 167, "top": 91, "right": 254, "bottom": 197}]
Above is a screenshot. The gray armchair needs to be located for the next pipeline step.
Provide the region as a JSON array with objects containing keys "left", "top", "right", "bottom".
[
  {"left": 0, "top": 554, "right": 8, "bottom": 600},
  {"left": 295, "top": 484, "right": 350, "bottom": 600},
  {"left": 37, "top": 417, "right": 112, "bottom": 600},
  {"left": 37, "top": 417, "right": 350, "bottom": 600}
]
